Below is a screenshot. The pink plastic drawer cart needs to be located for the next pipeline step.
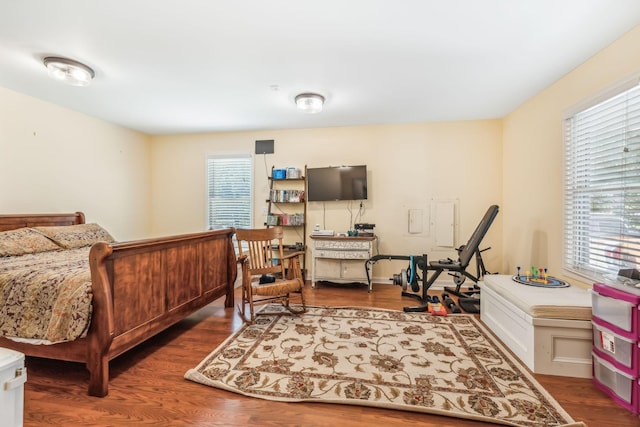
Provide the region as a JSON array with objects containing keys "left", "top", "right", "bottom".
[{"left": 591, "top": 283, "right": 640, "bottom": 414}]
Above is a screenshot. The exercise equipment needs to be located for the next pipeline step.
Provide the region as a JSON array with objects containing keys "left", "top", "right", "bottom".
[
  {"left": 441, "top": 293, "right": 461, "bottom": 313},
  {"left": 457, "top": 298, "right": 481, "bottom": 314},
  {"left": 437, "top": 205, "right": 499, "bottom": 313},
  {"left": 365, "top": 205, "right": 499, "bottom": 314},
  {"left": 366, "top": 254, "right": 429, "bottom": 312}
]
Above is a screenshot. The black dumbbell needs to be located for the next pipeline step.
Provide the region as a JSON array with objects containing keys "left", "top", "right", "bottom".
[{"left": 441, "top": 293, "right": 461, "bottom": 313}]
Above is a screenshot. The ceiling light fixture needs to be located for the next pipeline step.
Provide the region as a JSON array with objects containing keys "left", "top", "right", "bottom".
[
  {"left": 43, "top": 57, "right": 95, "bottom": 87},
  {"left": 295, "top": 93, "right": 325, "bottom": 114}
]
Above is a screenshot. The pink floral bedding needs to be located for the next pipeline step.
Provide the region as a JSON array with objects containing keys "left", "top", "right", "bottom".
[{"left": 0, "top": 248, "right": 93, "bottom": 343}]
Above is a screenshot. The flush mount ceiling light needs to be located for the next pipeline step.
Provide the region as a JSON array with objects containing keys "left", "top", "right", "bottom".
[
  {"left": 43, "top": 57, "right": 95, "bottom": 87},
  {"left": 295, "top": 93, "right": 325, "bottom": 114}
]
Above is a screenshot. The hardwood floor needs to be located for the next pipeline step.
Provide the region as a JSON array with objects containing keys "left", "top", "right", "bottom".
[{"left": 21, "top": 283, "right": 639, "bottom": 426}]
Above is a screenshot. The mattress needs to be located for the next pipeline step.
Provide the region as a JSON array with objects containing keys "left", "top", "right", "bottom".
[
  {"left": 0, "top": 247, "right": 92, "bottom": 343},
  {"left": 481, "top": 274, "right": 592, "bottom": 321}
]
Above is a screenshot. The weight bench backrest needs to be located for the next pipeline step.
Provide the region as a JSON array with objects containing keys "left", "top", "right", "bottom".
[{"left": 458, "top": 205, "right": 499, "bottom": 268}]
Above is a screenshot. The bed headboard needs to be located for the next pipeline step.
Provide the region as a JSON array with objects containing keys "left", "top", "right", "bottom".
[{"left": 0, "top": 212, "right": 86, "bottom": 232}]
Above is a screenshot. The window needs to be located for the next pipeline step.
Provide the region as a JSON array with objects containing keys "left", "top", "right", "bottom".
[
  {"left": 563, "top": 81, "right": 640, "bottom": 281},
  {"left": 206, "top": 154, "right": 252, "bottom": 230}
]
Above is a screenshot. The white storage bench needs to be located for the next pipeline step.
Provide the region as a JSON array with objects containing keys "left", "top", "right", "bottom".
[{"left": 480, "top": 274, "right": 593, "bottom": 378}]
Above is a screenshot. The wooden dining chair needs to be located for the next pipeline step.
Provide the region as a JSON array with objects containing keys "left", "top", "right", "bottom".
[{"left": 235, "top": 227, "right": 306, "bottom": 323}]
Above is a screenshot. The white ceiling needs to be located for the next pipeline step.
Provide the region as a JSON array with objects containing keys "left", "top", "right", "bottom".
[{"left": 1, "top": 1, "right": 639, "bottom": 135}]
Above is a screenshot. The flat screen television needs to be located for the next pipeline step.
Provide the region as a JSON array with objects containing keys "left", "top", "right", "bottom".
[{"left": 306, "top": 165, "right": 368, "bottom": 202}]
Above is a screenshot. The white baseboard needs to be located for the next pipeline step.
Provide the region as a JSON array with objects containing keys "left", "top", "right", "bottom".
[
  {"left": 370, "top": 277, "right": 474, "bottom": 291},
  {"left": 306, "top": 275, "right": 480, "bottom": 293}
]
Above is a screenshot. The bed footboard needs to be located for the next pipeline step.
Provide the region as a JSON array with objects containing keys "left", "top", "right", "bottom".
[
  {"left": 87, "top": 227, "right": 236, "bottom": 396},
  {"left": 0, "top": 212, "right": 235, "bottom": 397}
]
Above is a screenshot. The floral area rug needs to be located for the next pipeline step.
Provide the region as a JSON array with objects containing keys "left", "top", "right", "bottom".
[{"left": 185, "top": 305, "right": 585, "bottom": 427}]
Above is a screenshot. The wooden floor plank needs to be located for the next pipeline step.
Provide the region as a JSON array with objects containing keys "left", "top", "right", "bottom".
[{"left": 21, "top": 282, "right": 639, "bottom": 426}]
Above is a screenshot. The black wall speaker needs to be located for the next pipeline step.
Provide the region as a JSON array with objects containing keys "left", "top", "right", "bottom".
[{"left": 255, "top": 139, "right": 274, "bottom": 154}]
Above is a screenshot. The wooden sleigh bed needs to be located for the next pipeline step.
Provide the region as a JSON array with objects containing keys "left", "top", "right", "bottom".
[{"left": 0, "top": 212, "right": 236, "bottom": 397}]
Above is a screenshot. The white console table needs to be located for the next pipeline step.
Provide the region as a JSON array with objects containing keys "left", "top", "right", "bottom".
[{"left": 310, "top": 235, "right": 376, "bottom": 291}]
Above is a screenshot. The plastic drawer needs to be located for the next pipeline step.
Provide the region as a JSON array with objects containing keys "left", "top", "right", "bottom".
[
  {"left": 592, "top": 283, "right": 640, "bottom": 334},
  {"left": 592, "top": 352, "right": 638, "bottom": 414},
  {"left": 592, "top": 319, "right": 638, "bottom": 376}
]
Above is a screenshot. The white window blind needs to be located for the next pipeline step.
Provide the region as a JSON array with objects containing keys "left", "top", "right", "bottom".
[
  {"left": 206, "top": 155, "right": 252, "bottom": 230},
  {"left": 564, "top": 83, "right": 640, "bottom": 281}
]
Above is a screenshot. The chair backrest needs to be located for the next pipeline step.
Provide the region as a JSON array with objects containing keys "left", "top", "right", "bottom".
[
  {"left": 236, "top": 227, "right": 286, "bottom": 277},
  {"left": 458, "top": 205, "right": 499, "bottom": 267}
]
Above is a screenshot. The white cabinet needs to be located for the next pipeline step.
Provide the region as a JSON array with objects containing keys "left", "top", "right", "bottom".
[{"left": 310, "top": 236, "right": 375, "bottom": 291}]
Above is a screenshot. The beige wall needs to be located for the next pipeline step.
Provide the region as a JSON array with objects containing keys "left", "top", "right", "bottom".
[
  {"left": 3, "top": 24, "right": 638, "bottom": 286},
  {"left": 150, "top": 120, "right": 503, "bottom": 281},
  {"left": 502, "top": 25, "right": 640, "bottom": 287},
  {"left": 0, "top": 87, "right": 152, "bottom": 240}
]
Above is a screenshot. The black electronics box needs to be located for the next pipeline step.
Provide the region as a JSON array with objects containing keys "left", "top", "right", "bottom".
[
  {"left": 255, "top": 139, "right": 274, "bottom": 154},
  {"left": 355, "top": 223, "right": 375, "bottom": 237},
  {"left": 619, "top": 268, "right": 640, "bottom": 280}
]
